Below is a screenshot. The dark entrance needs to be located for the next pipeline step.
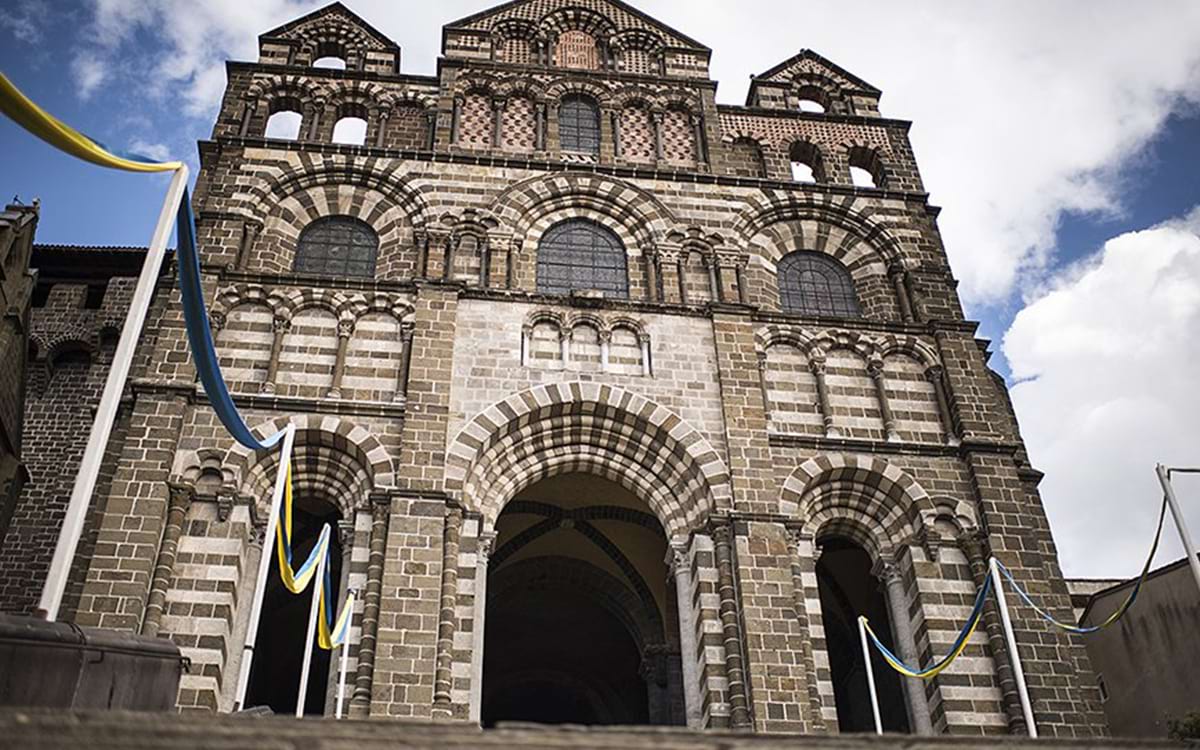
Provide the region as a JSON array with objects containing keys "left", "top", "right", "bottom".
[
  {"left": 816, "top": 536, "right": 911, "bottom": 733},
  {"left": 245, "top": 498, "right": 342, "bottom": 715}
]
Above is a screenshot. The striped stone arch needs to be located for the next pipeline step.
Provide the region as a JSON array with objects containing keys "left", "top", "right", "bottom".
[
  {"left": 781, "top": 454, "right": 943, "bottom": 558},
  {"left": 388, "top": 89, "right": 438, "bottom": 110},
  {"left": 875, "top": 334, "right": 941, "bottom": 369},
  {"left": 452, "top": 73, "right": 502, "bottom": 98},
  {"left": 170, "top": 447, "right": 236, "bottom": 490},
  {"left": 322, "top": 78, "right": 391, "bottom": 117},
  {"left": 491, "top": 171, "right": 676, "bottom": 250},
  {"left": 495, "top": 78, "right": 547, "bottom": 100},
  {"left": 344, "top": 292, "right": 415, "bottom": 322},
  {"left": 733, "top": 190, "right": 904, "bottom": 266},
  {"left": 445, "top": 382, "right": 731, "bottom": 537},
  {"left": 278, "top": 287, "right": 355, "bottom": 321},
  {"left": 224, "top": 415, "right": 395, "bottom": 519},
  {"left": 755, "top": 324, "right": 817, "bottom": 356},
  {"left": 544, "top": 77, "right": 614, "bottom": 107},
  {"left": 234, "top": 156, "right": 429, "bottom": 229},
  {"left": 538, "top": 6, "right": 616, "bottom": 39},
  {"left": 610, "top": 85, "right": 664, "bottom": 109},
  {"left": 246, "top": 74, "right": 323, "bottom": 106}
]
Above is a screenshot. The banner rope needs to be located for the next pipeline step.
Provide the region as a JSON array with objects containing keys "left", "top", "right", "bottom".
[
  {"left": 0, "top": 71, "right": 351, "bottom": 650},
  {"left": 859, "top": 573, "right": 991, "bottom": 680},
  {"left": 996, "top": 492, "right": 1169, "bottom": 634}
]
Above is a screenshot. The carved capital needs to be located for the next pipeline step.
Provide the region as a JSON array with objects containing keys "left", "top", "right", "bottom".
[
  {"left": 867, "top": 357, "right": 885, "bottom": 380},
  {"left": 808, "top": 358, "right": 827, "bottom": 376},
  {"left": 370, "top": 491, "right": 393, "bottom": 522},
  {"left": 477, "top": 531, "right": 497, "bottom": 564},
  {"left": 215, "top": 491, "right": 235, "bottom": 522},
  {"left": 272, "top": 315, "right": 292, "bottom": 334},
  {"left": 337, "top": 319, "right": 356, "bottom": 339},
  {"left": 166, "top": 482, "right": 195, "bottom": 512},
  {"left": 925, "top": 365, "right": 945, "bottom": 383},
  {"left": 338, "top": 519, "right": 356, "bottom": 549},
  {"left": 209, "top": 310, "right": 227, "bottom": 333},
  {"left": 872, "top": 558, "right": 903, "bottom": 586},
  {"left": 399, "top": 323, "right": 415, "bottom": 343}
]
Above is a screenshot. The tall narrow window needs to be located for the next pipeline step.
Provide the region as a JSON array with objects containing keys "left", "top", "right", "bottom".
[
  {"left": 265, "top": 99, "right": 303, "bottom": 140},
  {"left": 294, "top": 216, "right": 378, "bottom": 278},
  {"left": 777, "top": 251, "right": 860, "bottom": 317},
  {"left": 536, "top": 219, "right": 628, "bottom": 298},
  {"left": 559, "top": 94, "right": 600, "bottom": 154}
]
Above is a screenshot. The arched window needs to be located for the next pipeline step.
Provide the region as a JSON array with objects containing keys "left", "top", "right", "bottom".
[
  {"left": 777, "top": 251, "right": 860, "bottom": 317},
  {"left": 294, "top": 216, "right": 378, "bottom": 278},
  {"left": 536, "top": 219, "right": 628, "bottom": 298},
  {"left": 789, "top": 141, "right": 825, "bottom": 183},
  {"left": 265, "top": 99, "right": 303, "bottom": 140},
  {"left": 848, "top": 146, "right": 887, "bottom": 189},
  {"left": 559, "top": 94, "right": 600, "bottom": 154}
]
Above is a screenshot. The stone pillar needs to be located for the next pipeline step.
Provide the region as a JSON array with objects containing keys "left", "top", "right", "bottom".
[
  {"left": 327, "top": 319, "right": 355, "bottom": 399},
  {"left": 261, "top": 315, "right": 290, "bottom": 395},
  {"left": 651, "top": 110, "right": 665, "bottom": 163},
  {"left": 141, "top": 483, "right": 193, "bottom": 636},
  {"left": 868, "top": 358, "right": 900, "bottom": 441},
  {"left": 783, "top": 526, "right": 827, "bottom": 732},
  {"left": 520, "top": 325, "right": 532, "bottom": 367},
  {"left": 735, "top": 261, "right": 748, "bottom": 304},
  {"left": 676, "top": 256, "right": 688, "bottom": 304},
  {"left": 350, "top": 493, "right": 392, "bottom": 717},
  {"left": 711, "top": 521, "right": 751, "bottom": 729},
  {"left": 375, "top": 108, "right": 390, "bottom": 148},
  {"left": 668, "top": 541, "right": 702, "bottom": 729},
  {"left": 875, "top": 559, "right": 933, "bottom": 734},
  {"left": 219, "top": 509, "right": 264, "bottom": 712},
  {"left": 693, "top": 113, "right": 708, "bottom": 166},
  {"left": 442, "top": 234, "right": 454, "bottom": 281},
  {"left": 598, "top": 330, "right": 611, "bottom": 372},
  {"left": 643, "top": 248, "right": 658, "bottom": 302},
  {"left": 239, "top": 99, "right": 257, "bottom": 137},
  {"left": 559, "top": 327, "right": 571, "bottom": 369},
  {"left": 639, "top": 334, "right": 652, "bottom": 377},
  {"left": 234, "top": 220, "right": 261, "bottom": 271},
  {"left": 307, "top": 99, "right": 325, "bottom": 141},
  {"left": 756, "top": 352, "right": 771, "bottom": 427},
  {"left": 479, "top": 237, "right": 491, "bottom": 288},
  {"left": 705, "top": 255, "right": 721, "bottom": 302},
  {"left": 926, "top": 365, "right": 960, "bottom": 445},
  {"left": 491, "top": 98, "right": 504, "bottom": 149},
  {"left": 610, "top": 109, "right": 622, "bottom": 160},
  {"left": 469, "top": 532, "right": 495, "bottom": 723},
  {"left": 394, "top": 323, "right": 414, "bottom": 402},
  {"left": 535, "top": 101, "right": 547, "bottom": 151},
  {"left": 890, "top": 263, "right": 915, "bottom": 323},
  {"left": 450, "top": 96, "right": 462, "bottom": 144},
  {"left": 809, "top": 356, "right": 837, "bottom": 437},
  {"left": 432, "top": 507, "right": 462, "bottom": 719}
]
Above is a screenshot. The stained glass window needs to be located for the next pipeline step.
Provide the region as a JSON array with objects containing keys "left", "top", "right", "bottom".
[
  {"left": 560, "top": 95, "right": 600, "bottom": 154},
  {"left": 294, "top": 216, "right": 378, "bottom": 278},
  {"left": 778, "top": 251, "right": 860, "bottom": 317},
  {"left": 536, "top": 219, "right": 628, "bottom": 298}
]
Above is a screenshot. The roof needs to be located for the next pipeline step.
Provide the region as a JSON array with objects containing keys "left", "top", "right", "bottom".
[
  {"left": 751, "top": 49, "right": 881, "bottom": 94},
  {"left": 1076, "top": 554, "right": 1200, "bottom": 625},
  {"left": 259, "top": 2, "right": 400, "bottom": 51}
]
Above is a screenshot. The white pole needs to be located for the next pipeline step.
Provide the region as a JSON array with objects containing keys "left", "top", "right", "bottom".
[
  {"left": 335, "top": 593, "right": 352, "bottom": 720},
  {"left": 857, "top": 617, "right": 883, "bottom": 735},
  {"left": 1156, "top": 464, "right": 1200, "bottom": 598},
  {"left": 296, "top": 527, "right": 329, "bottom": 718},
  {"left": 989, "top": 557, "right": 1038, "bottom": 738},
  {"left": 233, "top": 423, "right": 296, "bottom": 710},
  {"left": 36, "top": 165, "right": 190, "bottom": 621}
]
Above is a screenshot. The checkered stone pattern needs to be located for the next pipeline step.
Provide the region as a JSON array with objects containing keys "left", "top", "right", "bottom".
[
  {"left": 619, "top": 106, "right": 655, "bottom": 164},
  {"left": 498, "top": 37, "right": 533, "bottom": 64},
  {"left": 458, "top": 93, "right": 493, "bottom": 150},
  {"left": 381, "top": 104, "right": 429, "bottom": 151},
  {"left": 501, "top": 97, "right": 537, "bottom": 152},
  {"left": 619, "top": 47, "right": 658, "bottom": 75},
  {"left": 660, "top": 109, "right": 695, "bottom": 166}
]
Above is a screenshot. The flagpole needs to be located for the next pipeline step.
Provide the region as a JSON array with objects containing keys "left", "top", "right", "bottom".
[
  {"left": 990, "top": 557, "right": 1038, "bottom": 737},
  {"left": 36, "top": 165, "right": 190, "bottom": 621},
  {"left": 858, "top": 617, "right": 883, "bottom": 735},
  {"left": 233, "top": 423, "right": 295, "bottom": 710},
  {"left": 1156, "top": 465, "right": 1200, "bottom": 598},
  {"left": 335, "top": 591, "right": 353, "bottom": 719},
  {"left": 296, "top": 527, "right": 329, "bottom": 718}
]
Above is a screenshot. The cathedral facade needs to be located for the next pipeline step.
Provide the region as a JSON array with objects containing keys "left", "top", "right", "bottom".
[{"left": 0, "top": 0, "right": 1107, "bottom": 736}]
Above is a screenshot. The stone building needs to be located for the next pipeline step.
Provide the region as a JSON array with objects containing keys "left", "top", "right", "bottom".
[{"left": 0, "top": 0, "right": 1107, "bottom": 737}]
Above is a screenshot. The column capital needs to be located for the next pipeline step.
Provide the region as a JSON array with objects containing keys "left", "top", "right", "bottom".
[
  {"left": 924, "top": 364, "right": 945, "bottom": 382},
  {"left": 337, "top": 318, "right": 356, "bottom": 339},
  {"left": 477, "top": 531, "right": 497, "bottom": 563},
  {"left": 272, "top": 315, "right": 292, "bottom": 334},
  {"left": 872, "top": 558, "right": 903, "bottom": 585}
]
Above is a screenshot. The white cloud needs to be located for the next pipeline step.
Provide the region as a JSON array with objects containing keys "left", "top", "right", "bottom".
[
  {"left": 69, "top": 0, "right": 1200, "bottom": 304},
  {"left": 71, "top": 52, "right": 108, "bottom": 99},
  {"left": 0, "top": 1, "right": 46, "bottom": 44},
  {"left": 127, "top": 138, "right": 172, "bottom": 162},
  {"left": 1005, "top": 206, "right": 1200, "bottom": 576}
]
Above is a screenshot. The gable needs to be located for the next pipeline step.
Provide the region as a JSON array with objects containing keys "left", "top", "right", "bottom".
[
  {"left": 446, "top": 0, "right": 710, "bottom": 52},
  {"left": 753, "top": 50, "right": 880, "bottom": 94},
  {"left": 261, "top": 2, "right": 399, "bottom": 52}
]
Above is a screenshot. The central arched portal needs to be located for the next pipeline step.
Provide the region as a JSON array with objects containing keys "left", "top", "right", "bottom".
[{"left": 481, "top": 473, "right": 686, "bottom": 727}]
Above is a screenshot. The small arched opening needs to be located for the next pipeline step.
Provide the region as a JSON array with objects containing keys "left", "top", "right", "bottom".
[
  {"left": 789, "top": 141, "right": 825, "bottom": 183},
  {"left": 244, "top": 494, "right": 343, "bottom": 715},
  {"left": 265, "top": 98, "right": 303, "bottom": 140},
  {"left": 332, "top": 102, "right": 369, "bottom": 145},
  {"left": 816, "top": 536, "right": 910, "bottom": 733}
]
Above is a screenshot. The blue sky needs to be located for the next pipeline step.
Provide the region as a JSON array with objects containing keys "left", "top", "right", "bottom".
[{"left": 2, "top": 0, "right": 1200, "bottom": 577}]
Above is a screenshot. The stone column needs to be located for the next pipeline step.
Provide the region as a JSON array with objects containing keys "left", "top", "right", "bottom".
[
  {"left": 610, "top": 110, "right": 622, "bottom": 159},
  {"left": 651, "top": 110, "right": 665, "bottom": 163},
  {"left": 756, "top": 352, "right": 771, "bottom": 427},
  {"left": 598, "top": 329, "right": 611, "bottom": 372},
  {"left": 693, "top": 113, "right": 708, "bottom": 166},
  {"left": 868, "top": 358, "right": 900, "bottom": 441},
  {"left": 469, "top": 532, "right": 495, "bottom": 723},
  {"left": 491, "top": 98, "right": 504, "bottom": 149},
  {"left": 535, "top": 101, "right": 547, "bottom": 151},
  {"left": 639, "top": 334, "right": 652, "bottom": 377},
  {"left": 809, "top": 355, "right": 837, "bottom": 437},
  {"left": 234, "top": 220, "right": 261, "bottom": 271},
  {"left": 432, "top": 507, "right": 463, "bottom": 719},
  {"left": 676, "top": 256, "right": 688, "bottom": 304},
  {"left": 450, "top": 96, "right": 462, "bottom": 144},
  {"left": 783, "top": 526, "right": 827, "bottom": 732},
  {"left": 926, "top": 365, "right": 960, "bottom": 445},
  {"left": 350, "top": 493, "right": 392, "bottom": 717},
  {"left": 875, "top": 559, "right": 933, "bottom": 734},
  {"left": 239, "top": 99, "right": 258, "bottom": 137},
  {"left": 479, "top": 237, "right": 491, "bottom": 288},
  {"left": 520, "top": 325, "right": 532, "bottom": 367},
  {"left": 327, "top": 319, "right": 355, "bottom": 399},
  {"left": 961, "top": 530, "right": 1026, "bottom": 734},
  {"left": 669, "top": 541, "right": 702, "bottom": 729},
  {"left": 890, "top": 263, "right": 915, "bottom": 323},
  {"left": 394, "top": 323, "right": 414, "bottom": 402},
  {"left": 559, "top": 327, "right": 571, "bottom": 369},
  {"left": 261, "top": 314, "right": 290, "bottom": 395},
  {"left": 711, "top": 521, "right": 751, "bottom": 729},
  {"left": 642, "top": 247, "right": 658, "bottom": 302},
  {"left": 141, "top": 483, "right": 193, "bottom": 636},
  {"left": 705, "top": 255, "right": 721, "bottom": 302},
  {"left": 443, "top": 234, "right": 454, "bottom": 281},
  {"left": 375, "top": 107, "right": 391, "bottom": 148},
  {"left": 220, "top": 510, "right": 264, "bottom": 712},
  {"left": 735, "top": 261, "right": 748, "bottom": 304},
  {"left": 307, "top": 98, "right": 326, "bottom": 141}
]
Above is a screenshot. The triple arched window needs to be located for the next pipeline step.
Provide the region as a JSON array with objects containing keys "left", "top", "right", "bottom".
[
  {"left": 777, "top": 251, "right": 860, "bottom": 317},
  {"left": 294, "top": 216, "right": 378, "bottom": 278},
  {"left": 559, "top": 95, "right": 601, "bottom": 154},
  {"left": 536, "top": 219, "right": 628, "bottom": 298}
]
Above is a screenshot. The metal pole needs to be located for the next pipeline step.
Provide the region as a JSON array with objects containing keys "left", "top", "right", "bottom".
[
  {"left": 335, "top": 594, "right": 352, "bottom": 720},
  {"left": 857, "top": 617, "right": 883, "bottom": 735},
  {"left": 234, "top": 423, "right": 296, "bottom": 710},
  {"left": 989, "top": 557, "right": 1037, "bottom": 737},
  {"left": 1157, "top": 464, "right": 1200, "bottom": 598},
  {"left": 36, "top": 165, "right": 190, "bottom": 621},
  {"left": 296, "top": 527, "right": 329, "bottom": 718}
]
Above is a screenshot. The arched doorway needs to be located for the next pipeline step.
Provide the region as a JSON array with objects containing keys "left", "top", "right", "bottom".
[
  {"left": 816, "top": 536, "right": 911, "bottom": 733},
  {"left": 481, "top": 473, "right": 685, "bottom": 727},
  {"left": 244, "top": 495, "right": 342, "bottom": 715}
]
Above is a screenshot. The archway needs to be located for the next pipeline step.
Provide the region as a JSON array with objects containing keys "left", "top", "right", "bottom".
[
  {"left": 816, "top": 536, "right": 910, "bottom": 733},
  {"left": 244, "top": 494, "right": 342, "bottom": 715},
  {"left": 481, "top": 473, "right": 685, "bottom": 727}
]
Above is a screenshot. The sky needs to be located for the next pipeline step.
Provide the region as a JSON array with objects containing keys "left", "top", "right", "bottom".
[{"left": 1, "top": 0, "right": 1199, "bottom": 578}]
